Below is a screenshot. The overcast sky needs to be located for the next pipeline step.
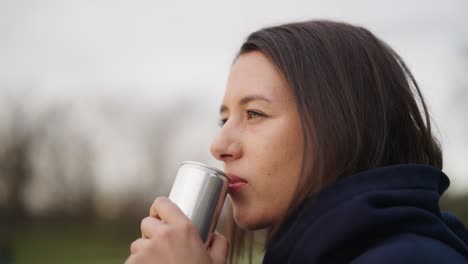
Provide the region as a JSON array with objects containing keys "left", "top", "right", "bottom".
[{"left": 1, "top": 0, "right": 468, "bottom": 201}]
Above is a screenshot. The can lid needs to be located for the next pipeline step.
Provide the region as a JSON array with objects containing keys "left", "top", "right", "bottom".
[{"left": 181, "top": 161, "right": 226, "bottom": 176}]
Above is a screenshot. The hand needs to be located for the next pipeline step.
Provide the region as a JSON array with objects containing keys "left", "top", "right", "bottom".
[{"left": 125, "top": 197, "right": 229, "bottom": 264}]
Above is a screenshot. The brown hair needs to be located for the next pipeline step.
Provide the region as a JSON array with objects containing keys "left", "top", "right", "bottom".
[{"left": 225, "top": 20, "right": 443, "bottom": 263}]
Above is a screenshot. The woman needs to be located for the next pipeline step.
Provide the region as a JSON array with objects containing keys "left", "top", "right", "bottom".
[{"left": 126, "top": 20, "right": 468, "bottom": 263}]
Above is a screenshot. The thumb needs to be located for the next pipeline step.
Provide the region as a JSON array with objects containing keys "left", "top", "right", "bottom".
[{"left": 208, "top": 232, "right": 229, "bottom": 264}]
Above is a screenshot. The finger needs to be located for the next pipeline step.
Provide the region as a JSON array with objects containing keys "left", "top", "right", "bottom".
[
  {"left": 130, "top": 238, "right": 151, "bottom": 254},
  {"left": 149, "top": 196, "right": 189, "bottom": 225},
  {"left": 208, "top": 232, "right": 229, "bottom": 264},
  {"left": 125, "top": 254, "right": 145, "bottom": 264},
  {"left": 140, "top": 216, "right": 165, "bottom": 239},
  {"left": 125, "top": 254, "right": 137, "bottom": 264}
]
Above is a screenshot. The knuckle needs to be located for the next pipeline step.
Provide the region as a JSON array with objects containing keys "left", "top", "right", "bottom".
[
  {"left": 146, "top": 239, "right": 158, "bottom": 251},
  {"left": 130, "top": 242, "right": 137, "bottom": 253},
  {"left": 215, "top": 233, "right": 229, "bottom": 249},
  {"left": 158, "top": 227, "right": 172, "bottom": 239},
  {"left": 130, "top": 239, "right": 142, "bottom": 254},
  {"left": 150, "top": 196, "right": 169, "bottom": 215},
  {"left": 140, "top": 216, "right": 152, "bottom": 232},
  {"left": 141, "top": 216, "right": 152, "bottom": 227},
  {"left": 180, "top": 221, "right": 196, "bottom": 236},
  {"left": 155, "top": 196, "right": 169, "bottom": 205},
  {"left": 140, "top": 216, "right": 157, "bottom": 238}
]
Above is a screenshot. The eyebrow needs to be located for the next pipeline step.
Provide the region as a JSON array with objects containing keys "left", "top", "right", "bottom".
[{"left": 219, "top": 94, "right": 272, "bottom": 114}]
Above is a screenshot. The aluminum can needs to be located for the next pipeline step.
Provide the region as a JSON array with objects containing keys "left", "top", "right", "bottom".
[{"left": 168, "top": 161, "right": 228, "bottom": 245}]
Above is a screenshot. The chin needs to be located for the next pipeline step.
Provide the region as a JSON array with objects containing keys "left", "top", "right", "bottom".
[{"left": 232, "top": 204, "right": 271, "bottom": 230}]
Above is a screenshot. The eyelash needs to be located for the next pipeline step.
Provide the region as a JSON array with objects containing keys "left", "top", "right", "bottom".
[
  {"left": 217, "top": 119, "right": 227, "bottom": 127},
  {"left": 247, "top": 110, "right": 263, "bottom": 120},
  {"left": 218, "top": 110, "right": 266, "bottom": 127}
]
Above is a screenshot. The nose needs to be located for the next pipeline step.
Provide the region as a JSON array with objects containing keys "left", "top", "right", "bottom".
[{"left": 210, "top": 125, "right": 242, "bottom": 162}]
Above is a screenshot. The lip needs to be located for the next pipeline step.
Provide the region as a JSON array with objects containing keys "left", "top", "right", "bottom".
[{"left": 226, "top": 173, "right": 248, "bottom": 193}]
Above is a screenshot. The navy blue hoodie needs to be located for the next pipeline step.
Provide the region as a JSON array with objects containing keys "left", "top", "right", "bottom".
[{"left": 262, "top": 164, "right": 468, "bottom": 263}]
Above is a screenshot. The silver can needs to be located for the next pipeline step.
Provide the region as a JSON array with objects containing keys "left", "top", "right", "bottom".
[{"left": 168, "top": 161, "right": 228, "bottom": 245}]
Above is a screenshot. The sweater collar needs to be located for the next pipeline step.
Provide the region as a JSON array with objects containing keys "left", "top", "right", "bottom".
[{"left": 263, "top": 164, "right": 449, "bottom": 263}]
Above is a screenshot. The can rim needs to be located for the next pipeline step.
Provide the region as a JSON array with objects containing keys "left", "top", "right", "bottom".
[{"left": 181, "top": 161, "right": 226, "bottom": 176}]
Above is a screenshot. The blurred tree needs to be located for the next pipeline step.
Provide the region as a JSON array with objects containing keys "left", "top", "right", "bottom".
[
  {"left": 27, "top": 101, "right": 96, "bottom": 218},
  {"left": 0, "top": 88, "right": 31, "bottom": 222}
]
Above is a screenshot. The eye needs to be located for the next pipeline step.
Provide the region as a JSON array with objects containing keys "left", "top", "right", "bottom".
[
  {"left": 247, "top": 110, "right": 265, "bottom": 120},
  {"left": 217, "top": 118, "right": 228, "bottom": 127}
]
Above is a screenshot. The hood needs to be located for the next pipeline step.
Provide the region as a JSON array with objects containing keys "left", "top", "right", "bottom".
[{"left": 263, "top": 164, "right": 468, "bottom": 263}]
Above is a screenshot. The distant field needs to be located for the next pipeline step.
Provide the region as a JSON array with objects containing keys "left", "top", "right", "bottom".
[
  {"left": 8, "top": 219, "right": 265, "bottom": 264},
  {"left": 10, "top": 220, "right": 138, "bottom": 264}
]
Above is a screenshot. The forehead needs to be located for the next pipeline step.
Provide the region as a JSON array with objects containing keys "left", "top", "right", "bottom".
[{"left": 224, "top": 51, "right": 291, "bottom": 103}]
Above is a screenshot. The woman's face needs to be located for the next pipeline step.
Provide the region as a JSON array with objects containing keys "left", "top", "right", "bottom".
[{"left": 210, "top": 51, "right": 304, "bottom": 230}]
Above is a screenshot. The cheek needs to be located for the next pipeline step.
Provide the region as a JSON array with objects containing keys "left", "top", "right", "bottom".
[
  {"left": 236, "top": 119, "right": 303, "bottom": 229},
  {"left": 264, "top": 130, "right": 303, "bottom": 202},
  {"left": 261, "top": 119, "right": 303, "bottom": 179}
]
